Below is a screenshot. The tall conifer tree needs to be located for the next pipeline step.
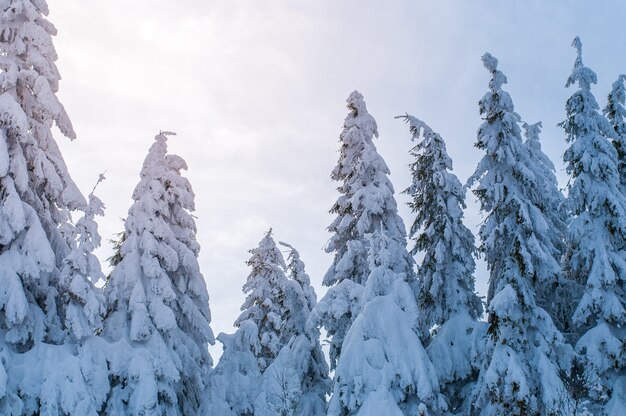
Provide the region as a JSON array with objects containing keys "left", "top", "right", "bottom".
[
  {"left": 468, "top": 53, "right": 573, "bottom": 416},
  {"left": 104, "top": 132, "right": 214, "bottom": 415},
  {"left": 312, "top": 91, "right": 414, "bottom": 368},
  {"left": 399, "top": 115, "right": 486, "bottom": 412},
  {"left": 0, "top": 0, "right": 86, "bottom": 347},
  {"left": 0, "top": 0, "right": 84, "bottom": 246},
  {"left": 234, "top": 230, "right": 290, "bottom": 372},
  {"left": 561, "top": 38, "right": 626, "bottom": 415},
  {"left": 0, "top": 2, "right": 108, "bottom": 413},
  {"left": 212, "top": 237, "right": 330, "bottom": 416}
]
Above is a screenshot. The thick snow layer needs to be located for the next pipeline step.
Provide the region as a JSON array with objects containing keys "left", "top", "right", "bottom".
[
  {"left": 208, "top": 321, "right": 262, "bottom": 415},
  {"left": 309, "top": 278, "right": 364, "bottom": 368},
  {"left": 329, "top": 295, "right": 443, "bottom": 415},
  {"left": 356, "top": 388, "right": 404, "bottom": 416},
  {"left": 327, "top": 233, "right": 444, "bottom": 415},
  {"left": 427, "top": 312, "right": 486, "bottom": 385}
]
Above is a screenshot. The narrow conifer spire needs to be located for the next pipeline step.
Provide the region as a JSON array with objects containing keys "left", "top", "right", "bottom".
[
  {"left": 519, "top": 121, "right": 576, "bottom": 338},
  {"left": 468, "top": 53, "right": 573, "bottom": 416},
  {"left": 399, "top": 114, "right": 482, "bottom": 327},
  {"left": 312, "top": 91, "right": 414, "bottom": 369},
  {"left": 234, "top": 230, "right": 290, "bottom": 372},
  {"left": 59, "top": 175, "right": 107, "bottom": 341},
  {"left": 398, "top": 114, "right": 486, "bottom": 412}
]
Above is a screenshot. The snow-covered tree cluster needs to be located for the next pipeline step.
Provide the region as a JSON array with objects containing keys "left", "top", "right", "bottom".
[{"left": 1, "top": 2, "right": 624, "bottom": 414}]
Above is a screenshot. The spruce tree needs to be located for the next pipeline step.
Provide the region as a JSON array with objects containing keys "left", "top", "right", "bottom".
[
  {"left": 0, "top": 2, "right": 108, "bottom": 413},
  {"left": 400, "top": 114, "right": 483, "bottom": 327},
  {"left": 259, "top": 243, "right": 329, "bottom": 415},
  {"left": 561, "top": 37, "right": 626, "bottom": 415},
  {"left": 234, "top": 230, "right": 290, "bottom": 372},
  {"left": 468, "top": 53, "right": 573, "bottom": 416},
  {"left": 399, "top": 114, "right": 486, "bottom": 413},
  {"left": 212, "top": 237, "right": 329, "bottom": 416},
  {"left": 0, "top": 93, "right": 56, "bottom": 413},
  {"left": 103, "top": 132, "right": 214, "bottom": 415},
  {"left": 54, "top": 175, "right": 110, "bottom": 413},
  {"left": 312, "top": 90, "right": 413, "bottom": 368}
]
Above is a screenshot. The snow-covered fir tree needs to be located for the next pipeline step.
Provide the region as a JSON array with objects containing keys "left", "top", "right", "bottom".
[
  {"left": 234, "top": 230, "right": 291, "bottom": 372},
  {"left": 256, "top": 242, "right": 329, "bottom": 416},
  {"left": 399, "top": 114, "right": 486, "bottom": 413},
  {"left": 467, "top": 53, "right": 573, "bottom": 416},
  {"left": 560, "top": 37, "right": 626, "bottom": 415},
  {"left": 0, "top": 0, "right": 86, "bottom": 346},
  {"left": 312, "top": 90, "right": 414, "bottom": 369},
  {"left": 279, "top": 242, "right": 317, "bottom": 339},
  {"left": 0, "top": 92, "right": 94, "bottom": 415},
  {"left": 208, "top": 321, "right": 264, "bottom": 416},
  {"left": 604, "top": 74, "right": 626, "bottom": 190},
  {"left": 521, "top": 121, "right": 576, "bottom": 338},
  {"left": 260, "top": 331, "right": 329, "bottom": 416},
  {"left": 0, "top": 0, "right": 85, "bottom": 248},
  {"left": 400, "top": 114, "right": 483, "bottom": 328},
  {"left": 103, "top": 132, "right": 214, "bottom": 415},
  {"left": 0, "top": 2, "right": 111, "bottom": 413},
  {"left": 327, "top": 232, "right": 444, "bottom": 415},
  {"left": 211, "top": 238, "right": 329, "bottom": 416},
  {"left": 0, "top": 85, "right": 106, "bottom": 416}
]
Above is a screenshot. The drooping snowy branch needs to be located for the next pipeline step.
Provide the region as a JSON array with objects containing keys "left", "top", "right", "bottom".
[{"left": 328, "top": 232, "right": 445, "bottom": 415}]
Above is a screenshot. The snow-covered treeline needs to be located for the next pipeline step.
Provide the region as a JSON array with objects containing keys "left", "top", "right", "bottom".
[{"left": 0, "top": 2, "right": 624, "bottom": 415}]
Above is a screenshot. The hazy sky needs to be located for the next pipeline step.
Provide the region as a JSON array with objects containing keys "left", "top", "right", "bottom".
[{"left": 48, "top": 1, "right": 626, "bottom": 358}]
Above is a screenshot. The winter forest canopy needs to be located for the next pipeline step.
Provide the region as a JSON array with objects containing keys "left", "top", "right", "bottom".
[{"left": 1, "top": 0, "right": 626, "bottom": 415}]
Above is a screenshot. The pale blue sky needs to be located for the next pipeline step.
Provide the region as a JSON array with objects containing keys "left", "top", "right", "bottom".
[{"left": 48, "top": 1, "right": 626, "bottom": 357}]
